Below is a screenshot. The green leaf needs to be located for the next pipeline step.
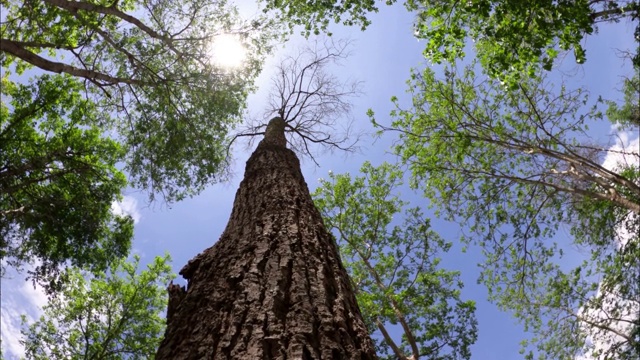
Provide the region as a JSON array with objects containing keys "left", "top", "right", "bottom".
[
  {"left": 20, "top": 255, "right": 174, "bottom": 360},
  {"left": 383, "top": 61, "right": 640, "bottom": 359},
  {"left": 313, "top": 162, "right": 477, "bottom": 359}
]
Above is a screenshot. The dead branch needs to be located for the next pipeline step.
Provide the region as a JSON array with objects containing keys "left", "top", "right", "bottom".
[{"left": 236, "top": 38, "right": 363, "bottom": 162}]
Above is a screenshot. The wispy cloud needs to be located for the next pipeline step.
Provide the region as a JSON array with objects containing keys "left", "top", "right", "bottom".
[
  {"left": 602, "top": 128, "right": 640, "bottom": 177},
  {"left": 577, "top": 127, "right": 639, "bottom": 359},
  {"left": 111, "top": 195, "right": 142, "bottom": 224},
  {"left": 3, "top": 195, "right": 143, "bottom": 358},
  {"left": 1, "top": 268, "right": 48, "bottom": 359}
]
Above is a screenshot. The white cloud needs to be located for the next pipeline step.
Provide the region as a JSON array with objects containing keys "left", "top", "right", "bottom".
[
  {"left": 1, "top": 268, "right": 48, "bottom": 359},
  {"left": 111, "top": 195, "right": 142, "bottom": 224},
  {"left": 576, "top": 128, "right": 639, "bottom": 359},
  {"left": 576, "top": 277, "right": 639, "bottom": 359},
  {"left": 1, "top": 311, "right": 25, "bottom": 359},
  {"left": 603, "top": 128, "right": 639, "bottom": 250},
  {"left": 19, "top": 280, "right": 48, "bottom": 311},
  {"left": 601, "top": 127, "right": 640, "bottom": 175},
  {"left": 2, "top": 197, "right": 142, "bottom": 358}
]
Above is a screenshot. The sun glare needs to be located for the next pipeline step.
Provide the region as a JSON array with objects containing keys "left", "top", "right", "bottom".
[{"left": 209, "top": 34, "right": 247, "bottom": 68}]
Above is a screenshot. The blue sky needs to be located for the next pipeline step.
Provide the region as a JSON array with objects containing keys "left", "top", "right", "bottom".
[{"left": 1, "top": 2, "right": 638, "bottom": 359}]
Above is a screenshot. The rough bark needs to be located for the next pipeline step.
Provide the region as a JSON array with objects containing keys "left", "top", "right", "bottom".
[{"left": 156, "top": 117, "right": 377, "bottom": 360}]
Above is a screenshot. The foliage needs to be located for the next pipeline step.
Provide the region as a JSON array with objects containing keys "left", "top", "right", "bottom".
[
  {"left": 313, "top": 162, "right": 477, "bottom": 360},
  {"left": 0, "top": 74, "right": 132, "bottom": 290},
  {"left": 407, "top": 0, "right": 638, "bottom": 82},
  {"left": 373, "top": 63, "right": 640, "bottom": 358},
  {"left": 263, "top": 0, "right": 639, "bottom": 82},
  {"left": 1, "top": 0, "right": 273, "bottom": 202},
  {"left": 20, "top": 254, "right": 173, "bottom": 360},
  {"left": 261, "top": 0, "right": 382, "bottom": 36},
  {"left": 1, "top": 0, "right": 275, "bottom": 286},
  {"left": 607, "top": 74, "right": 640, "bottom": 129}
]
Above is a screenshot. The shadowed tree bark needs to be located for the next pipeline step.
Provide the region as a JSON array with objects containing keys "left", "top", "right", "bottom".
[{"left": 156, "top": 117, "right": 377, "bottom": 359}]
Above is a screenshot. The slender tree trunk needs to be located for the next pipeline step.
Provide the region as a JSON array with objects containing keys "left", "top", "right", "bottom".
[{"left": 156, "top": 117, "right": 377, "bottom": 360}]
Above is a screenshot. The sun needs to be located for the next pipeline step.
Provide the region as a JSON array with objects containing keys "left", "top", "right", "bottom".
[{"left": 209, "top": 34, "right": 247, "bottom": 68}]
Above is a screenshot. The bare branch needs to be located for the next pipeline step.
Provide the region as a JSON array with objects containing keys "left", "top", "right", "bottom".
[
  {"left": 238, "top": 38, "right": 363, "bottom": 160},
  {"left": 375, "top": 318, "right": 407, "bottom": 360}
]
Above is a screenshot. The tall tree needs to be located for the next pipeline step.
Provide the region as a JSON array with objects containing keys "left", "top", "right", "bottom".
[
  {"left": 19, "top": 254, "right": 173, "bottom": 360},
  {"left": 373, "top": 63, "right": 639, "bottom": 359},
  {"left": 313, "top": 161, "right": 477, "bottom": 360},
  {"left": 234, "top": 38, "right": 361, "bottom": 162},
  {"left": 155, "top": 116, "right": 377, "bottom": 359},
  {"left": 155, "top": 41, "right": 375, "bottom": 359},
  {"left": 1, "top": 0, "right": 275, "bottom": 286}
]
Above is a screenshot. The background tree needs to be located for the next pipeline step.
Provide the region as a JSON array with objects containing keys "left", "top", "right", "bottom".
[
  {"left": 313, "top": 161, "right": 478, "bottom": 360},
  {"left": 262, "top": 0, "right": 639, "bottom": 81},
  {"left": 155, "top": 41, "right": 376, "bottom": 359},
  {"left": 372, "top": 63, "right": 639, "bottom": 359},
  {"left": 607, "top": 73, "right": 640, "bottom": 129},
  {"left": 0, "top": 74, "right": 133, "bottom": 288},
  {"left": 1, "top": 0, "right": 276, "bottom": 287},
  {"left": 19, "top": 254, "right": 173, "bottom": 360},
  {"left": 1, "top": 0, "right": 272, "bottom": 201}
]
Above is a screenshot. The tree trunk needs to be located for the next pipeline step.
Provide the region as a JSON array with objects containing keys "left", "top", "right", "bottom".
[{"left": 156, "top": 117, "right": 377, "bottom": 360}]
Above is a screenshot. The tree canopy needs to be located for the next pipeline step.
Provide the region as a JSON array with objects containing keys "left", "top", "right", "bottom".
[
  {"left": 235, "top": 39, "right": 361, "bottom": 162},
  {"left": 372, "top": 61, "right": 639, "bottom": 358},
  {"left": 20, "top": 254, "right": 173, "bottom": 360},
  {"left": 1, "top": 0, "right": 271, "bottom": 201},
  {"left": 313, "top": 162, "right": 477, "bottom": 360},
  {"left": 1, "top": 0, "right": 276, "bottom": 286},
  {"left": 0, "top": 73, "right": 133, "bottom": 288},
  {"left": 263, "top": 0, "right": 639, "bottom": 81}
]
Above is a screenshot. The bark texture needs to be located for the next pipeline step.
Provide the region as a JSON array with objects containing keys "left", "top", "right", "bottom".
[{"left": 156, "top": 117, "right": 377, "bottom": 360}]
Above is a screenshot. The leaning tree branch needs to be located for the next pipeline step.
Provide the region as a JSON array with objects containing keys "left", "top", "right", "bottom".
[
  {"left": 376, "top": 318, "right": 407, "bottom": 360},
  {"left": 41, "top": 0, "right": 173, "bottom": 48},
  {"left": 0, "top": 38, "right": 144, "bottom": 86},
  {"left": 3, "top": 40, "right": 82, "bottom": 51},
  {"left": 378, "top": 120, "right": 640, "bottom": 213}
]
